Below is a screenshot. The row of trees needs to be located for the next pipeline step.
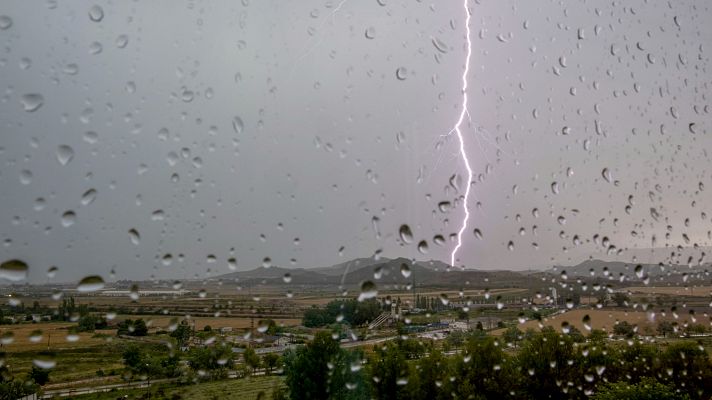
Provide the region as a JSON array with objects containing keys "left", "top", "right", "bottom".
[
  {"left": 283, "top": 328, "right": 712, "bottom": 399},
  {"left": 303, "top": 299, "right": 383, "bottom": 328}
]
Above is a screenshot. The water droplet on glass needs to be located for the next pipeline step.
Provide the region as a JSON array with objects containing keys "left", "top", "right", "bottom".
[
  {"left": 88, "top": 5, "right": 104, "bottom": 22},
  {"left": 400, "top": 263, "right": 411, "bottom": 278},
  {"left": 262, "top": 257, "right": 272, "bottom": 268},
  {"left": 115, "top": 34, "right": 128, "bottom": 48},
  {"left": 77, "top": 275, "right": 105, "bottom": 292},
  {"left": 232, "top": 116, "right": 244, "bottom": 134},
  {"left": 0, "top": 260, "right": 28, "bottom": 281},
  {"left": 21, "top": 94, "right": 44, "bottom": 112},
  {"left": 80, "top": 189, "right": 97, "bottom": 206},
  {"left": 228, "top": 257, "right": 237, "bottom": 271},
  {"left": 128, "top": 228, "right": 140, "bottom": 245},
  {"left": 601, "top": 168, "right": 612, "bottom": 183},
  {"left": 417, "top": 240, "right": 429, "bottom": 254},
  {"left": 0, "top": 16, "right": 12, "bottom": 30},
  {"left": 396, "top": 67, "right": 408, "bottom": 80},
  {"left": 635, "top": 264, "right": 644, "bottom": 279},
  {"left": 56, "top": 145, "right": 74, "bottom": 165},
  {"left": 439, "top": 293, "right": 449, "bottom": 306},
  {"left": 19, "top": 170, "right": 32, "bottom": 185},
  {"left": 283, "top": 273, "right": 291, "bottom": 283},
  {"left": 358, "top": 281, "right": 377, "bottom": 302},
  {"left": 398, "top": 224, "right": 413, "bottom": 244},
  {"left": 365, "top": 27, "right": 376, "bottom": 39},
  {"left": 582, "top": 314, "right": 592, "bottom": 331},
  {"left": 61, "top": 211, "right": 76, "bottom": 227},
  {"left": 33, "top": 358, "right": 56, "bottom": 370}
]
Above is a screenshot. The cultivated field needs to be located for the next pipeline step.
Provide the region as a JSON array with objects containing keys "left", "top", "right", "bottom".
[
  {"left": 122, "top": 315, "right": 302, "bottom": 331},
  {"left": 0, "top": 322, "right": 112, "bottom": 352},
  {"left": 625, "top": 286, "right": 712, "bottom": 296}
]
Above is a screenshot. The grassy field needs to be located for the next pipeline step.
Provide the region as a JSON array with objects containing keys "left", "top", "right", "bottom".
[
  {"left": 71, "top": 375, "right": 286, "bottom": 400},
  {"left": 5, "top": 338, "right": 148, "bottom": 383}
]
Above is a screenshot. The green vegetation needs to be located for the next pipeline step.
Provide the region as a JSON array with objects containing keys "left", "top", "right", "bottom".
[
  {"left": 117, "top": 318, "right": 149, "bottom": 336},
  {"left": 283, "top": 327, "right": 712, "bottom": 400},
  {"left": 302, "top": 299, "right": 382, "bottom": 328}
]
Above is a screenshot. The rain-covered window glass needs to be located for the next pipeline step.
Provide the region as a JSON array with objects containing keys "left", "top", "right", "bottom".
[{"left": 1, "top": 1, "right": 711, "bottom": 399}]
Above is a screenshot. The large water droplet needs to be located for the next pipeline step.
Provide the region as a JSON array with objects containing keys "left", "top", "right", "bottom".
[
  {"left": 232, "top": 116, "right": 244, "bottom": 134},
  {"left": 400, "top": 263, "right": 411, "bottom": 278},
  {"left": 88, "top": 5, "right": 104, "bottom": 22},
  {"left": 77, "top": 275, "right": 105, "bottom": 292},
  {"left": 364, "top": 27, "right": 376, "bottom": 39},
  {"left": 582, "top": 314, "right": 592, "bottom": 331},
  {"left": 61, "top": 211, "right": 76, "bottom": 227},
  {"left": 33, "top": 357, "right": 56, "bottom": 370},
  {"left": 56, "top": 145, "right": 74, "bottom": 165},
  {"left": 80, "top": 189, "right": 97, "bottom": 206},
  {"left": 0, "top": 259, "right": 28, "bottom": 281},
  {"left": 395, "top": 67, "right": 408, "bottom": 80},
  {"left": 601, "top": 168, "right": 612, "bottom": 183},
  {"left": 0, "top": 15, "right": 12, "bottom": 30},
  {"left": 399, "top": 224, "right": 413, "bottom": 244},
  {"left": 128, "top": 229, "right": 140, "bottom": 245},
  {"left": 358, "top": 281, "right": 377, "bottom": 302},
  {"left": 21, "top": 94, "right": 44, "bottom": 112}
]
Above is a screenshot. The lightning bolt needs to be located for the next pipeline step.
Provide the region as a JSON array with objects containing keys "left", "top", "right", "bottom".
[{"left": 449, "top": 0, "right": 473, "bottom": 268}]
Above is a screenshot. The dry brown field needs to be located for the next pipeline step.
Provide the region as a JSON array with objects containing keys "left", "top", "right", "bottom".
[
  {"left": 0, "top": 322, "right": 113, "bottom": 352},
  {"left": 117, "top": 315, "right": 301, "bottom": 331},
  {"left": 624, "top": 286, "right": 712, "bottom": 296}
]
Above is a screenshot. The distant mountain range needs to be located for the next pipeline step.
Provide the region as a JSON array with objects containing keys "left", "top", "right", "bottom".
[
  {"left": 209, "top": 254, "right": 712, "bottom": 289},
  {"left": 551, "top": 258, "right": 710, "bottom": 279},
  {"left": 213, "top": 257, "right": 540, "bottom": 289}
]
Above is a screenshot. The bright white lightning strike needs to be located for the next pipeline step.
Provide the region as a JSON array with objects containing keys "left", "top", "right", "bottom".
[{"left": 450, "top": 0, "right": 474, "bottom": 267}]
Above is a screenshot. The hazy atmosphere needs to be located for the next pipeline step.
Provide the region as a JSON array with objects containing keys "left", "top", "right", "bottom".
[{"left": 1, "top": 0, "right": 711, "bottom": 282}]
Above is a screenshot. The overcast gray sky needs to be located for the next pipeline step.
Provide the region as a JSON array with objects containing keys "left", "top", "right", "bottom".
[{"left": 1, "top": 0, "right": 711, "bottom": 282}]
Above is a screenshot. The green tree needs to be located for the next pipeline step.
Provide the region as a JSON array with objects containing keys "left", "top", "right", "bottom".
[
  {"left": 122, "top": 345, "right": 143, "bottom": 370},
  {"left": 28, "top": 366, "right": 50, "bottom": 385},
  {"left": 656, "top": 341, "right": 712, "bottom": 399},
  {"left": 188, "top": 344, "right": 234, "bottom": 377},
  {"left": 283, "top": 331, "right": 368, "bottom": 400},
  {"left": 244, "top": 347, "right": 261, "bottom": 375},
  {"left": 657, "top": 321, "right": 675, "bottom": 337},
  {"left": 170, "top": 320, "right": 193, "bottom": 347},
  {"left": 613, "top": 321, "right": 635, "bottom": 338},
  {"left": 503, "top": 326, "right": 523, "bottom": 347},
  {"left": 263, "top": 353, "right": 281, "bottom": 375},
  {"left": 612, "top": 292, "right": 629, "bottom": 307},
  {"left": 516, "top": 327, "right": 580, "bottom": 399},
  {"left": 368, "top": 342, "right": 411, "bottom": 400},
  {"left": 445, "top": 335, "right": 513, "bottom": 399}
]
